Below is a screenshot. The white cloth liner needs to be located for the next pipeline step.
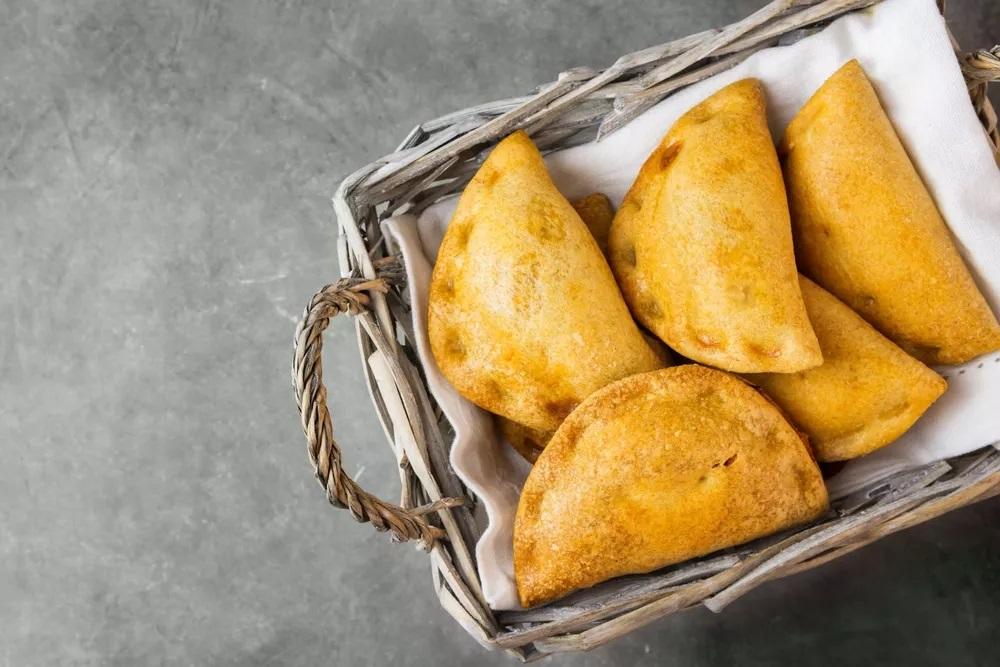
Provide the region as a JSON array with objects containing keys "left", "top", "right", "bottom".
[{"left": 383, "top": 0, "right": 1000, "bottom": 610}]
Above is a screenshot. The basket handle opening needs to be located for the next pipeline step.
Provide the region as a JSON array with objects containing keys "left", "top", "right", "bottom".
[{"left": 293, "top": 257, "right": 459, "bottom": 547}]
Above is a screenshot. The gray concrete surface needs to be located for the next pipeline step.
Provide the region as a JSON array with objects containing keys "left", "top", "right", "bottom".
[{"left": 3, "top": 1, "right": 1000, "bottom": 665}]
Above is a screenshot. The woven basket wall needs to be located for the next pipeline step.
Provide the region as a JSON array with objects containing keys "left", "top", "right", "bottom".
[{"left": 293, "top": 0, "right": 1000, "bottom": 660}]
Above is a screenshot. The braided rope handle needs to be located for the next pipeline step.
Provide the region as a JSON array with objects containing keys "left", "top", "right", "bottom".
[
  {"left": 963, "top": 46, "right": 1000, "bottom": 149},
  {"left": 293, "top": 256, "right": 457, "bottom": 546}
]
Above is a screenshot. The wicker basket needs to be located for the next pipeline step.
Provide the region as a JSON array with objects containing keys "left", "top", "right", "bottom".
[{"left": 293, "top": 0, "right": 1000, "bottom": 659}]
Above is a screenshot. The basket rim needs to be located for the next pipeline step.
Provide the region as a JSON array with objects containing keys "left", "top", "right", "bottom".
[{"left": 297, "top": 0, "right": 1000, "bottom": 659}]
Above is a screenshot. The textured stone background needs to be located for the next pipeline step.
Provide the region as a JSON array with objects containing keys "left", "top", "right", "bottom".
[{"left": 3, "top": 1, "right": 1000, "bottom": 665}]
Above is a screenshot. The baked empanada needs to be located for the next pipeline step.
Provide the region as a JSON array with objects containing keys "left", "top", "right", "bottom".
[
  {"left": 514, "top": 365, "right": 828, "bottom": 607},
  {"left": 782, "top": 60, "right": 1000, "bottom": 365},
  {"left": 493, "top": 191, "right": 672, "bottom": 463},
  {"left": 429, "top": 131, "right": 663, "bottom": 432},
  {"left": 744, "top": 277, "right": 947, "bottom": 462},
  {"left": 610, "top": 79, "right": 821, "bottom": 373}
]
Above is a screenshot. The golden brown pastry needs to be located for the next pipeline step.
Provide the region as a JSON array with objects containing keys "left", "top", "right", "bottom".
[
  {"left": 429, "top": 131, "right": 663, "bottom": 432},
  {"left": 610, "top": 79, "right": 822, "bottom": 373},
  {"left": 571, "top": 192, "right": 615, "bottom": 256},
  {"left": 492, "top": 190, "right": 670, "bottom": 462},
  {"left": 744, "top": 276, "right": 947, "bottom": 462},
  {"left": 782, "top": 59, "right": 1000, "bottom": 365},
  {"left": 514, "top": 365, "right": 828, "bottom": 607},
  {"left": 497, "top": 417, "right": 551, "bottom": 464}
]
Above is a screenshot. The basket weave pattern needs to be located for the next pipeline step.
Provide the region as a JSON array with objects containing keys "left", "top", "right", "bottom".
[{"left": 293, "top": 0, "right": 1000, "bottom": 659}]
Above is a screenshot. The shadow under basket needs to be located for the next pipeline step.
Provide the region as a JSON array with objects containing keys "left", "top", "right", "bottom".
[{"left": 292, "top": 0, "right": 1000, "bottom": 660}]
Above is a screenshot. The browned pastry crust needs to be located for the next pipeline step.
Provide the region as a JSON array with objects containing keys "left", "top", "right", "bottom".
[
  {"left": 514, "top": 365, "right": 828, "bottom": 607},
  {"left": 497, "top": 417, "right": 551, "bottom": 464},
  {"left": 429, "top": 131, "right": 663, "bottom": 432},
  {"left": 571, "top": 192, "right": 615, "bottom": 257},
  {"left": 781, "top": 60, "right": 1000, "bottom": 365},
  {"left": 610, "top": 79, "right": 821, "bottom": 373},
  {"left": 744, "top": 276, "right": 947, "bottom": 462}
]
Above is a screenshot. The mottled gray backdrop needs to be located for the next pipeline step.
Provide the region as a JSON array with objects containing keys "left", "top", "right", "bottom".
[{"left": 3, "top": 1, "right": 1000, "bottom": 665}]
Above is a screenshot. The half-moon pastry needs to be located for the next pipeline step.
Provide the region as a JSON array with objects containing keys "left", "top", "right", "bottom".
[
  {"left": 610, "top": 79, "right": 822, "bottom": 373},
  {"left": 781, "top": 59, "right": 1000, "bottom": 365},
  {"left": 744, "top": 276, "right": 947, "bottom": 462},
  {"left": 514, "top": 365, "right": 828, "bottom": 607},
  {"left": 494, "top": 190, "right": 670, "bottom": 463},
  {"left": 429, "top": 131, "right": 663, "bottom": 432}
]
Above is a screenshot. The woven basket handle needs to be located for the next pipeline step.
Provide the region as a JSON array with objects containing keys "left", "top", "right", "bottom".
[
  {"left": 963, "top": 46, "right": 1000, "bottom": 83},
  {"left": 293, "top": 257, "right": 453, "bottom": 545},
  {"left": 963, "top": 46, "right": 1000, "bottom": 148}
]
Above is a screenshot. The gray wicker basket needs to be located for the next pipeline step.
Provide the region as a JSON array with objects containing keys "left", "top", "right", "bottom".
[{"left": 293, "top": 0, "right": 1000, "bottom": 659}]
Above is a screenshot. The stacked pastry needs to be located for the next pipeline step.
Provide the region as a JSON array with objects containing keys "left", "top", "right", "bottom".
[{"left": 428, "top": 61, "right": 1000, "bottom": 607}]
